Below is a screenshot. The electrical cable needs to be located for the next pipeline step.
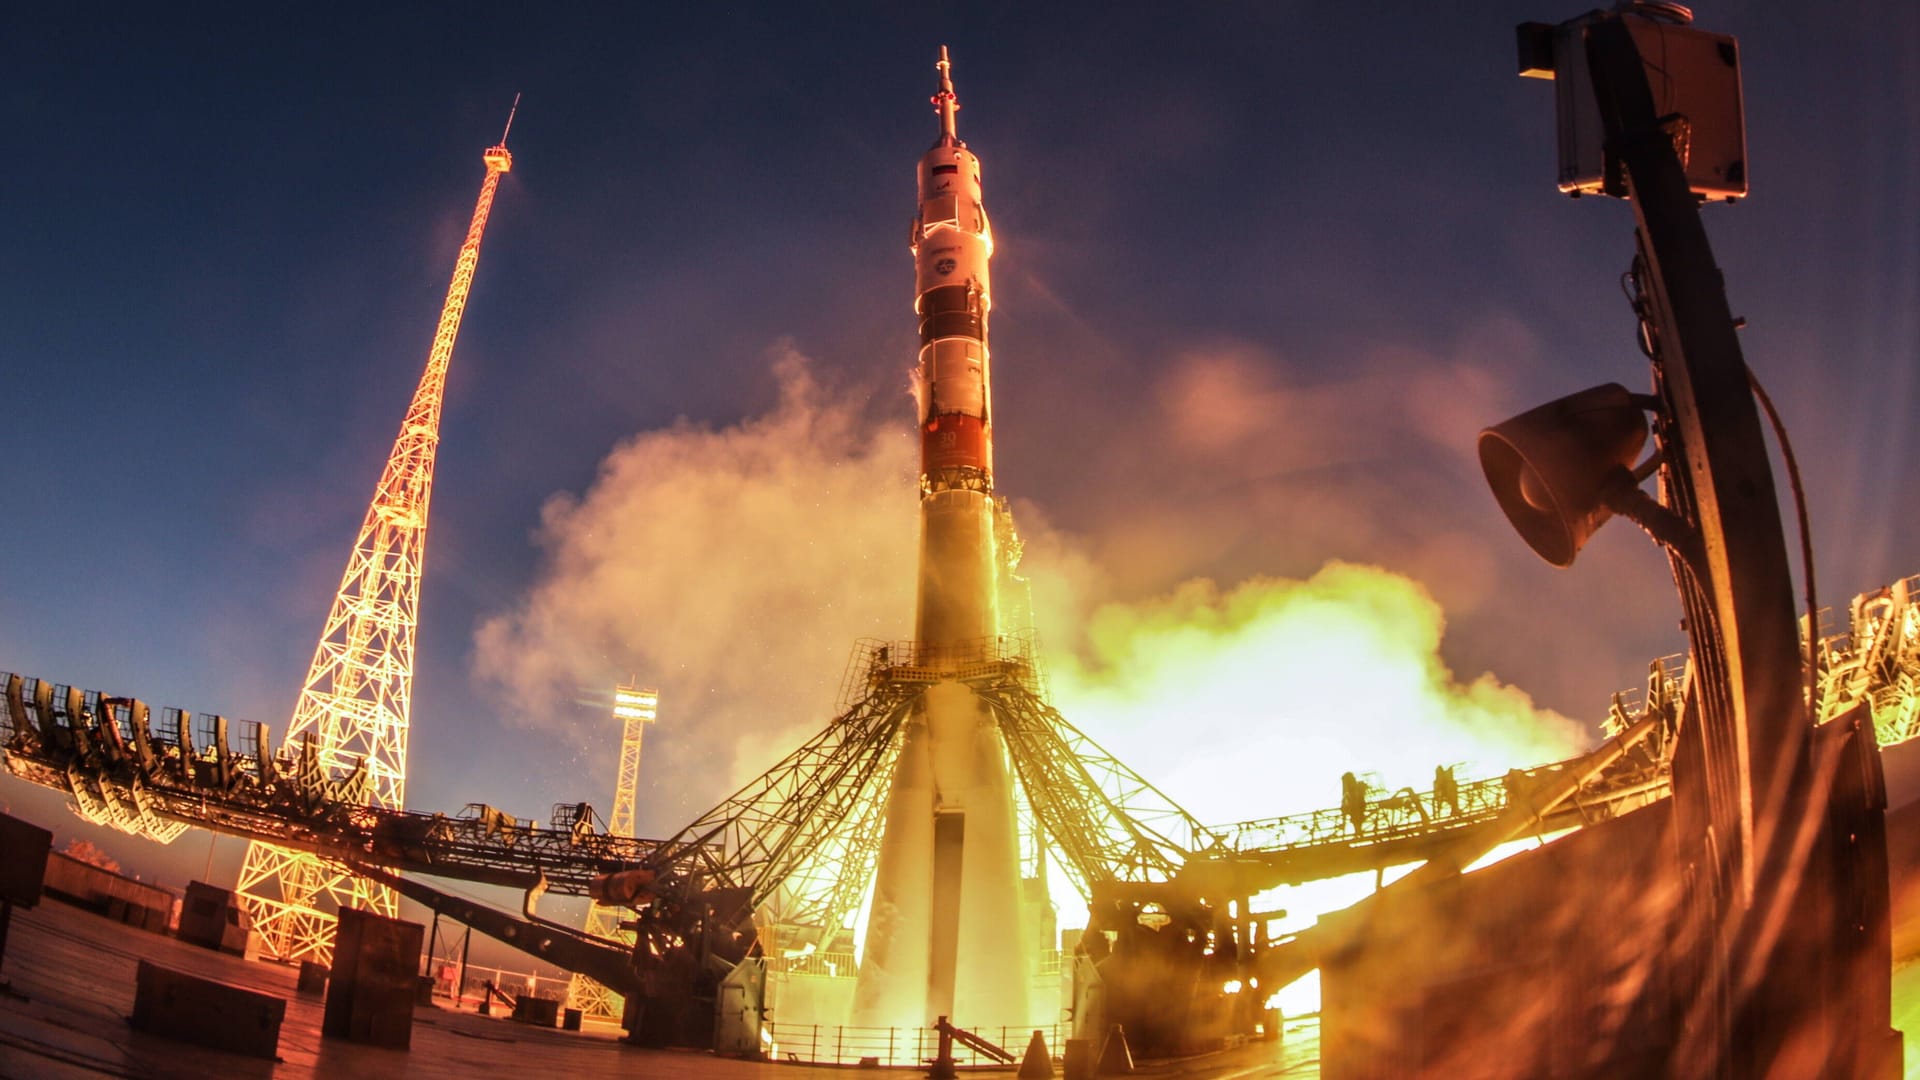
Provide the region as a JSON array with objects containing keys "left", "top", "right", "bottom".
[
  {"left": 1621, "top": 257, "right": 1816, "bottom": 716},
  {"left": 1744, "top": 367, "right": 1821, "bottom": 716}
]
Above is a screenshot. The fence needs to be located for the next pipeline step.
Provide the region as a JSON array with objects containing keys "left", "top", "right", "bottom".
[
  {"left": 421, "top": 957, "right": 576, "bottom": 1007},
  {"left": 839, "top": 633, "right": 1046, "bottom": 708},
  {"left": 764, "top": 1022, "right": 1070, "bottom": 1067},
  {"left": 766, "top": 950, "right": 859, "bottom": 977}
]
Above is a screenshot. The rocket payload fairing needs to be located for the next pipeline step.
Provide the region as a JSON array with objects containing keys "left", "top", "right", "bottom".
[{"left": 853, "top": 48, "right": 1035, "bottom": 1028}]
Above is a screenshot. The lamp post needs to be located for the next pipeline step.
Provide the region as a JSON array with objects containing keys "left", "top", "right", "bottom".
[{"left": 1490, "top": 7, "right": 1897, "bottom": 1074}]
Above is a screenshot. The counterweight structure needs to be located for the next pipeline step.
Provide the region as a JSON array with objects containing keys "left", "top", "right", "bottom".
[
  {"left": 235, "top": 114, "right": 517, "bottom": 964},
  {"left": 567, "top": 683, "right": 658, "bottom": 1019}
]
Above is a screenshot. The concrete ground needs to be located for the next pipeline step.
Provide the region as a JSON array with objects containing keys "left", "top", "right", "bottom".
[{"left": 0, "top": 899, "right": 1321, "bottom": 1079}]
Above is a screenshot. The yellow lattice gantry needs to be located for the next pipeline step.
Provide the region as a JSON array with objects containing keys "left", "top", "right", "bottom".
[{"left": 237, "top": 125, "right": 515, "bottom": 965}]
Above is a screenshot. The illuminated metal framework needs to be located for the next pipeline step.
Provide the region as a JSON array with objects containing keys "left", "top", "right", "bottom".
[
  {"left": 1198, "top": 655, "right": 1686, "bottom": 889},
  {"left": 636, "top": 635, "right": 1670, "bottom": 955},
  {"left": 642, "top": 654, "right": 922, "bottom": 956},
  {"left": 8, "top": 572, "right": 1917, "bottom": 899},
  {"left": 1817, "top": 573, "right": 1920, "bottom": 744},
  {"left": 631, "top": 634, "right": 1220, "bottom": 959},
  {"left": 0, "top": 674, "right": 665, "bottom": 892},
  {"left": 632, "top": 570, "right": 1920, "bottom": 957},
  {"left": 4, "top": 570, "right": 1916, "bottom": 1001},
  {"left": 235, "top": 118, "right": 518, "bottom": 965},
  {"left": 568, "top": 684, "right": 659, "bottom": 1020}
]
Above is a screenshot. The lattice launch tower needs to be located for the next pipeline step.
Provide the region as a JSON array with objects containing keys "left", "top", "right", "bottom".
[{"left": 236, "top": 103, "right": 519, "bottom": 963}]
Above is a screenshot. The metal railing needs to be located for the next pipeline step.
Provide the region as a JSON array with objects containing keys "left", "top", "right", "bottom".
[
  {"left": 840, "top": 632, "right": 1046, "bottom": 708},
  {"left": 433, "top": 962, "right": 576, "bottom": 1006},
  {"left": 1816, "top": 574, "right": 1920, "bottom": 743},
  {"left": 1211, "top": 770, "right": 1517, "bottom": 855},
  {"left": 1604, "top": 653, "right": 1689, "bottom": 728},
  {"left": 766, "top": 950, "right": 858, "bottom": 977},
  {"left": 764, "top": 1021, "right": 1068, "bottom": 1067},
  {"left": 1, "top": 669, "right": 684, "bottom": 892}
]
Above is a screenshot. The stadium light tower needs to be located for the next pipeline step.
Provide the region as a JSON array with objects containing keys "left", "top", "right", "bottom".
[{"left": 567, "top": 682, "right": 659, "bottom": 1019}]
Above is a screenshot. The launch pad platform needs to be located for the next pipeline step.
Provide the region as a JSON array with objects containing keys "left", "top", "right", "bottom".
[{"left": 0, "top": 895, "right": 1321, "bottom": 1079}]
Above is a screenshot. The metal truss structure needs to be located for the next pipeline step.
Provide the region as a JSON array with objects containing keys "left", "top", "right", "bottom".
[
  {"left": 5, "top": 567, "right": 1917, "bottom": 1036},
  {"left": 629, "top": 567, "right": 1920, "bottom": 948},
  {"left": 568, "top": 684, "right": 658, "bottom": 1020},
  {"left": 0, "top": 674, "right": 669, "bottom": 893},
  {"left": 7, "top": 578, "right": 1917, "bottom": 911},
  {"left": 627, "top": 634, "right": 1220, "bottom": 963},
  {"left": 637, "top": 652, "right": 920, "bottom": 956},
  {"left": 1191, "top": 655, "right": 1685, "bottom": 892},
  {"left": 1817, "top": 573, "right": 1920, "bottom": 744},
  {"left": 983, "top": 681, "right": 1219, "bottom": 897},
  {"left": 235, "top": 125, "right": 517, "bottom": 965}
]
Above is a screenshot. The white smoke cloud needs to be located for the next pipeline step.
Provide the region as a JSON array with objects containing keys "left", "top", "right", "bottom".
[
  {"left": 472, "top": 344, "right": 920, "bottom": 828},
  {"left": 475, "top": 340, "right": 1595, "bottom": 837}
]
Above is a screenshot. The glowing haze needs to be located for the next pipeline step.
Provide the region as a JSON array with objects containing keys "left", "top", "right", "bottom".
[
  {"left": 473, "top": 346, "right": 920, "bottom": 826},
  {"left": 1048, "top": 566, "right": 1587, "bottom": 825},
  {"left": 476, "top": 352, "right": 1590, "bottom": 837}
]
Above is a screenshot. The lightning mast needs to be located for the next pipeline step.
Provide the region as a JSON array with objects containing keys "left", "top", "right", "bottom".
[
  {"left": 236, "top": 102, "right": 519, "bottom": 964},
  {"left": 567, "top": 683, "right": 659, "bottom": 1019}
]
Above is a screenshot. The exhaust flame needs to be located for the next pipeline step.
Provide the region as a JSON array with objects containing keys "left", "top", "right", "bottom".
[
  {"left": 1047, "top": 563, "right": 1588, "bottom": 826},
  {"left": 1036, "top": 563, "right": 1590, "bottom": 1020}
]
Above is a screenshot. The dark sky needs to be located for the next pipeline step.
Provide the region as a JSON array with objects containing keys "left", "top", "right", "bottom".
[{"left": 2, "top": 2, "right": 1915, "bottom": 898}]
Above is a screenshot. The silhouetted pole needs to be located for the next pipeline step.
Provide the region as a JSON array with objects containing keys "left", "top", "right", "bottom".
[{"left": 1580, "top": 14, "right": 1896, "bottom": 1076}]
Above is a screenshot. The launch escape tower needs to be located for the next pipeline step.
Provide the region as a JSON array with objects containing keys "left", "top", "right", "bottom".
[
  {"left": 566, "top": 683, "right": 659, "bottom": 1019},
  {"left": 235, "top": 105, "right": 519, "bottom": 964}
]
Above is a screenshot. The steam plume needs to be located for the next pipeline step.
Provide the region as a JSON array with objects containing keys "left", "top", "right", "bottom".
[
  {"left": 473, "top": 345, "right": 917, "bottom": 827},
  {"left": 476, "top": 345, "right": 1592, "bottom": 835}
]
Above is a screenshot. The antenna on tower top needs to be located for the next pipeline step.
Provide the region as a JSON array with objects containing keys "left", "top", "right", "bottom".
[{"left": 501, "top": 92, "right": 522, "bottom": 146}]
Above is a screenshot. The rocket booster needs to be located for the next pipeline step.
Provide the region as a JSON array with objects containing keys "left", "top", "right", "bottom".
[
  {"left": 913, "top": 46, "right": 999, "bottom": 648},
  {"left": 855, "top": 48, "right": 1033, "bottom": 1030}
]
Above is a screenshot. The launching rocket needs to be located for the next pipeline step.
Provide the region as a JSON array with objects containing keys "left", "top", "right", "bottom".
[
  {"left": 910, "top": 47, "right": 999, "bottom": 648},
  {"left": 853, "top": 48, "right": 1035, "bottom": 1029}
]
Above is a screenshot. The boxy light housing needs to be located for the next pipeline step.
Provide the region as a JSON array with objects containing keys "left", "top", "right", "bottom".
[{"left": 1517, "top": 12, "right": 1747, "bottom": 202}]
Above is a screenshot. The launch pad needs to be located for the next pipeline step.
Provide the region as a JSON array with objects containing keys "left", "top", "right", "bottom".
[{"left": 1, "top": 891, "right": 1326, "bottom": 1077}]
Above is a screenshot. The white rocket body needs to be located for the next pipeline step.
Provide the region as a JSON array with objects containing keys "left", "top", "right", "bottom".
[{"left": 853, "top": 51, "right": 1034, "bottom": 1029}]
